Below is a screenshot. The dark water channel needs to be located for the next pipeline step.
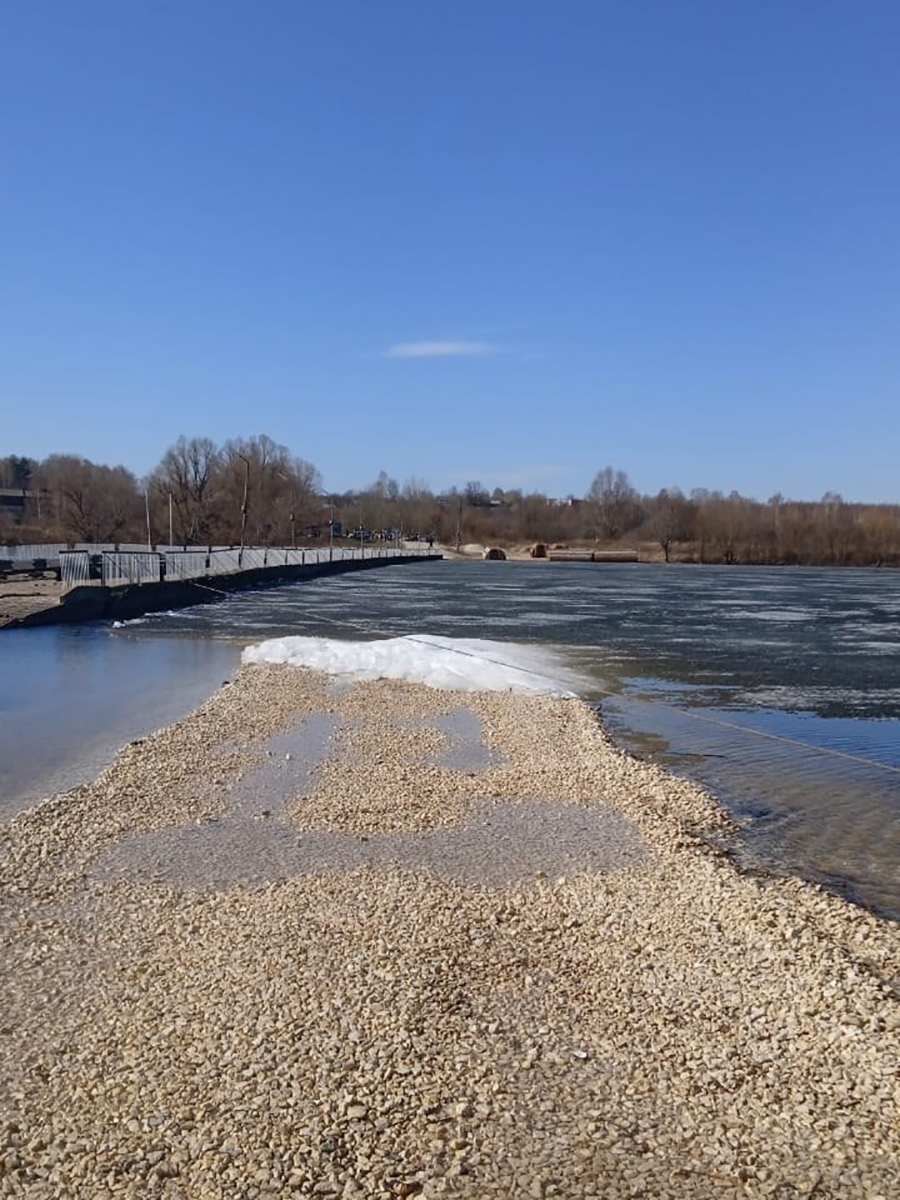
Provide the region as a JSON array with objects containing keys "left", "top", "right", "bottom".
[{"left": 1, "top": 561, "right": 898, "bottom": 918}]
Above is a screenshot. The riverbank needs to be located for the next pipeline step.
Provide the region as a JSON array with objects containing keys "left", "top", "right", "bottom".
[
  {"left": 1, "top": 666, "right": 898, "bottom": 1199},
  {"left": 436, "top": 542, "right": 900, "bottom": 567},
  {"left": 0, "top": 576, "right": 62, "bottom": 627}
]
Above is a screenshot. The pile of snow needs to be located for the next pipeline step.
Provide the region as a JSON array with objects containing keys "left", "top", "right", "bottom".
[{"left": 241, "top": 634, "right": 583, "bottom": 695}]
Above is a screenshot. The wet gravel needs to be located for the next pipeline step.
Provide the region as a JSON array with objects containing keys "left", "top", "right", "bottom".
[
  {"left": 1, "top": 664, "right": 898, "bottom": 1199},
  {"left": 92, "top": 797, "right": 645, "bottom": 891}
]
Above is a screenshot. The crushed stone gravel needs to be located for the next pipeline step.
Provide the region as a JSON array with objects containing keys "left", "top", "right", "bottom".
[{"left": 1, "top": 664, "right": 898, "bottom": 1199}]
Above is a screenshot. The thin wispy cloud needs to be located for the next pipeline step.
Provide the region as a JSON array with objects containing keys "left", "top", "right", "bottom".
[{"left": 384, "top": 340, "right": 499, "bottom": 359}]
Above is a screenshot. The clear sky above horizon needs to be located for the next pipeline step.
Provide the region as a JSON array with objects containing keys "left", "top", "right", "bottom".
[{"left": 2, "top": 1, "right": 898, "bottom": 501}]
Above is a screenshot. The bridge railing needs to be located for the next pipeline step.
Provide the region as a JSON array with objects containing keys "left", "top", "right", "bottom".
[
  {"left": 101, "top": 551, "right": 162, "bottom": 588},
  {"left": 2, "top": 542, "right": 434, "bottom": 587},
  {"left": 59, "top": 550, "right": 92, "bottom": 588}
]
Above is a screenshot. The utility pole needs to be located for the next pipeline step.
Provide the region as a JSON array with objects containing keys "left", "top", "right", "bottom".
[
  {"left": 168, "top": 493, "right": 173, "bottom": 547},
  {"left": 275, "top": 470, "right": 295, "bottom": 551},
  {"left": 329, "top": 500, "right": 334, "bottom": 562},
  {"left": 455, "top": 495, "right": 462, "bottom": 552},
  {"left": 239, "top": 455, "right": 250, "bottom": 555},
  {"left": 144, "top": 489, "right": 152, "bottom": 550}
]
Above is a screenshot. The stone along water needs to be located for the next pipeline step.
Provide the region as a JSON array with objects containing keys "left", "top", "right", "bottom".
[{"left": 1, "top": 560, "right": 898, "bottom": 916}]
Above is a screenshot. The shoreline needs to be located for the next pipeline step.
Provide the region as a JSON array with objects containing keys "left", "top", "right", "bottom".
[
  {"left": 435, "top": 544, "right": 900, "bottom": 567},
  {"left": 1, "top": 666, "right": 898, "bottom": 1198}
]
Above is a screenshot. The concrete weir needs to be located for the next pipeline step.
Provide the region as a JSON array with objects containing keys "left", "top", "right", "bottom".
[{"left": 4, "top": 553, "right": 442, "bottom": 629}]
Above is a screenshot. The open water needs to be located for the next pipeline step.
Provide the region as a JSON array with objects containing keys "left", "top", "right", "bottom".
[{"left": 1, "top": 561, "right": 898, "bottom": 917}]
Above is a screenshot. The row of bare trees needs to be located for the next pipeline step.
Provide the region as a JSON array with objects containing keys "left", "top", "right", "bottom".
[
  {"left": 586, "top": 471, "right": 900, "bottom": 566},
  {"left": 153, "top": 435, "right": 321, "bottom": 547},
  {"left": 2, "top": 446, "right": 899, "bottom": 565},
  {"left": 0, "top": 436, "right": 321, "bottom": 547},
  {"left": 328, "top": 467, "right": 900, "bottom": 566}
]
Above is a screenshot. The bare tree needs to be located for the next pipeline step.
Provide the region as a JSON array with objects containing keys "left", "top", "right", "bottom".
[
  {"left": 586, "top": 467, "right": 640, "bottom": 539},
  {"left": 218, "top": 434, "right": 296, "bottom": 545},
  {"left": 464, "top": 481, "right": 490, "bottom": 507},
  {"left": 151, "top": 436, "right": 220, "bottom": 544},
  {"left": 40, "top": 455, "right": 143, "bottom": 542},
  {"left": 820, "top": 492, "right": 855, "bottom": 565},
  {"left": 648, "top": 488, "right": 692, "bottom": 562}
]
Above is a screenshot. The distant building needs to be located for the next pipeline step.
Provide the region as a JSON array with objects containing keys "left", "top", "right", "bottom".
[{"left": 0, "top": 488, "right": 28, "bottom": 512}]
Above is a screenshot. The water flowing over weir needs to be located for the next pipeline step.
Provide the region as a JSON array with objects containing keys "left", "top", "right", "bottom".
[{"left": 2, "top": 559, "right": 899, "bottom": 918}]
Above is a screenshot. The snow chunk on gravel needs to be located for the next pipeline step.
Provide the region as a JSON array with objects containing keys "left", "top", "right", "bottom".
[{"left": 242, "top": 634, "right": 584, "bottom": 695}]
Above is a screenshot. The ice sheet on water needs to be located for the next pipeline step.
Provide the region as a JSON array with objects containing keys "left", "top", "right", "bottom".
[{"left": 241, "top": 634, "right": 585, "bottom": 695}]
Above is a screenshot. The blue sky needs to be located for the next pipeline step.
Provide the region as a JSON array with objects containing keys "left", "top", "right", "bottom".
[{"left": 2, "top": 1, "right": 898, "bottom": 500}]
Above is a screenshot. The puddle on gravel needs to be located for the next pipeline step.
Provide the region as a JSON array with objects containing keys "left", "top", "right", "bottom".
[
  {"left": 91, "top": 798, "right": 645, "bottom": 891},
  {"left": 89, "top": 706, "right": 645, "bottom": 891},
  {"left": 391, "top": 707, "right": 504, "bottom": 772},
  {"left": 430, "top": 708, "right": 502, "bottom": 772},
  {"left": 228, "top": 712, "right": 341, "bottom": 817}
]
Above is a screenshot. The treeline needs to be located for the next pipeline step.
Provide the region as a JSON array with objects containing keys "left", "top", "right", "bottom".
[
  {"left": 414, "top": 470, "right": 900, "bottom": 566},
  {"left": 2, "top": 442, "right": 899, "bottom": 565},
  {"left": 0, "top": 436, "right": 322, "bottom": 547}
]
